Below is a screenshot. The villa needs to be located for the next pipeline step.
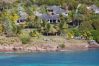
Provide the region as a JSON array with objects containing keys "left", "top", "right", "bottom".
[
  {"left": 17, "top": 12, "right": 28, "bottom": 24},
  {"left": 17, "top": 4, "right": 28, "bottom": 24},
  {"left": 35, "top": 5, "right": 69, "bottom": 24},
  {"left": 40, "top": 13, "right": 59, "bottom": 24},
  {"left": 17, "top": 17, "right": 27, "bottom": 23}
]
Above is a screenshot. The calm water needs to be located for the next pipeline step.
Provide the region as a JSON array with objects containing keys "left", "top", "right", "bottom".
[{"left": 0, "top": 49, "right": 99, "bottom": 66}]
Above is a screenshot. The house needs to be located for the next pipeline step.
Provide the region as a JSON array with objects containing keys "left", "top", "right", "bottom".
[
  {"left": 40, "top": 13, "right": 59, "bottom": 24},
  {"left": 17, "top": 4, "right": 28, "bottom": 24},
  {"left": 44, "top": 6, "right": 68, "bottom": 23},
  {"left": 34, "top": 5, "right": 68, "bottom": 23},
  {"left": 16, "top": 12, "right": 28, "bottom": 24},
  {"left": 87, "top": 5, "right": 99, "bottom": 14},
  {"left": 17, "top": 17, "right": 26, "bottom": 23}
]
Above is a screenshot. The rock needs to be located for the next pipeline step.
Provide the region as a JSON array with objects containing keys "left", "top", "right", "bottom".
[
  {"left": 88, "top": 40, "right": 98, "bottom": 45},
  {"left": 88, "top": 40, "right": 99, "bottom": 48},
  {"left": 88, "top": 43, "right": 99, "bottom": 48}
]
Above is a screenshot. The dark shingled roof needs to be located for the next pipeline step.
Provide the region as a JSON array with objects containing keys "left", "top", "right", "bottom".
[
  {"left": 40, "top": 14, "right": 59, "bottom": 21},
  {"left": 47, "top": 5, "right": 66, "bottom": 14}
]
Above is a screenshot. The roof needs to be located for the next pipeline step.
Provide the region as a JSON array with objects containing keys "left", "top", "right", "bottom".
[
  {"left": 40, "top": 14, "right": 59, "bottom": 20},
  {"left": 19, "top": 11, "right": 28, "bottom": 19},
  {"left": 47, "top": 5, "right": 67, "bottom": 14},
  {"left": 90, "top": 5, "right": 99, "bottom": 11},
  {"left": 90, "top": 5, "right": 99, "bottom": 14}
]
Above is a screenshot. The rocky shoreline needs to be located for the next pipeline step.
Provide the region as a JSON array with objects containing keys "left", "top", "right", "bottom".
[
  {"left": 0, "top": 43, "right": 99, "bottom": 53},
  {"left": 0, "top": 36, "right": 99, "bottom": 53}
]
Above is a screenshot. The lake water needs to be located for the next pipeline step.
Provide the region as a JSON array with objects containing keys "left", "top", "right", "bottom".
[{"left": 0, "top": 49, "right": 99, "bottom": 66}]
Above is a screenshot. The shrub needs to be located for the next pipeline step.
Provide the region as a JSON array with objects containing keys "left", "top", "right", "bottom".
[
  {"left": 59, "top": 44, "right": 65, "bottom": 49},
  {"left": 81, "top": 31, "right": 92, "bottom": 40},
  {"left": 91, "top": 30, "right": 99, "bottom": 43},
  {"left": 0, "top": 24, "right": 3, "bottom": 33},
  {"left": 72, "top": 28, "right": 81, "bottom": 37},
  {"left": 16, "top": 25, "right": 22, "bottom": 34},
  {"left": 19, "top": 31, "right": 30, "bottom": 44},
  {"left": 96, "top": 36, "right": 99, "bottom": 43},
  {"left": 66, "top": 30, "right": 74, "bottom": 39},
  {"left": 30, "top": 30, "right": 40, "bottom": 37}
]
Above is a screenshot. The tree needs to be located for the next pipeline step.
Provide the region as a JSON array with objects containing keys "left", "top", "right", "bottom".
[
  {"left": 79, "top": 21, "right": 93, "bottom": 31},
  {"left": 92, "top": 18, "right": 99, "bottom": 30},
  {"left": 45, "top": 23, "right": 51, "bottom": 36},
  {"left": 3, "top": 17, "right": 15, "bottom": 37},
  {"left": 66, "top": 29, "right": 74, "bottom": 39},
  {"left": 19, "top": 31, "right": 30, "bottom": 44},
  {"left": 0, "top": 24, "right": 3, "bottom": 33},
  {"left": 91, "top": 30, "right": 99, "bottom": 43},
  {"left": 59, "top": 21, "right": 68, "bottom": 35},
  {"left": 40, "top": 21, "right": 47, "bottom": 33},
  {"left": 1, "top": 11, "right": 18, "bottom": 36},
  {"left": 65, "top": 0, "right": 79, "bottom": 10},
  {"left": 30, "top": 29, "right": 40, "bottom": 37}
]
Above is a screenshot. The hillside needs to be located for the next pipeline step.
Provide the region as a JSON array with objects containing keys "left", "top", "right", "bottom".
[{"left": 0, "top": 0, "right": 99, "bottom": 50}]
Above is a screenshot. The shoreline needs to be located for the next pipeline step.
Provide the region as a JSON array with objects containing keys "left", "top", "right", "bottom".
[
  {"left": 0, "top": 36, "right": 99, "bottom": 53},
  {"left": 0, "top": 43, "right": 98, "bottom": 53},
  {"left": 0, "top": 48, "right": 98, "bottom": 54}
]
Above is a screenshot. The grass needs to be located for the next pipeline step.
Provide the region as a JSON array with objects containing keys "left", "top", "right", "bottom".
[
  {"left": 0, "top": 35, "right": 88, "bottom": 48},
  {"left": 0, "top": 36, "right": 21, "bottom": 45}
]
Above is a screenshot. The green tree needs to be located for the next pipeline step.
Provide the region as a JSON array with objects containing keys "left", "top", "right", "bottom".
[
  {"left": 92, "top": 19, "right": 99, "bottom": 30},
  {"left": 91, "top": 30, "right": 99, "bottom": 43},
  {"left": 3, "top": 17, "right": 16, "bottom": 37},
  {"left": 59, "top": 21, "right": 68, "bottom": 35},
  {"left": 19, "top": 31, "right": 30, "bottom": 44}
]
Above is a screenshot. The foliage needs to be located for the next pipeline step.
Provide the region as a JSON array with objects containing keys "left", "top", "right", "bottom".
[
  {"left": 16, "top": 25, "right": 22, "bottom": 34},
  {"left": 72, "top": 28, "right": 81, "bottom": 37},
  {"left": 30, "top": 30, "right": 40, "bottom": 37},
  {"left": 59, "top": 21, "right": 68, "bottom": 35},
  {"left": 92, "top": 18, "right": 99, "bottom": 30},
  {"left": 0, "top": 0, "right": 99, "bottom": 43},
  {"left": 9, "top": 13, "right": 19, "bottom": 23},
  {"left": 66, "top": 30, "right": 74, "bottom": 39},
  {"left": 0, "top": 24, "right": 3, "bottom": 33},
  {"left": 81, "top": 30, "right": 92, "bottom": 40},
  {"left": 2, "top": 17, "right": 17, "bottom": 37},
  {"left": 79, "top": 21, "right": 93, "bottom": 31},
  {"left": 91, "top": 30, "right": 99, "bottom": 43},
  {"left": 19, "top": 31, "right": 30, "bottom": 44},
  {"left": 59, "top": 44, "right": 65, "bottom": 49}
]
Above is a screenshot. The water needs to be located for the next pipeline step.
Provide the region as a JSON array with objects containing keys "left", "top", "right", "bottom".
[{"left": 0, "top": 49, "right": 99, "bottom": 66}]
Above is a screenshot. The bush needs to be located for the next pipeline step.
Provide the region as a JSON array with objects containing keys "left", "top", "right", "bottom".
[
  {"left": 66, "top": 30, "right": 74, "bottom": 39},
  {"left": 19, "top": 31, "right": 30, "bottom": 44},
  {"left": 16, "top": 25, "right": 22, "bottom": 34},
  {"left": 0, "top": 24, "right": 3, "bottom": 33},
  {"left": 72, "top": 28, "right": 81, "bottom": 37},
  {"left": 96, "top": 36, "right": 99, "bottom": 43},
  {"left": 81, "top": 31, "right": 92, "bottom": 40},
  {"left": 59, "top": 44, "right": 65, "bottom": 48},
  {"left": 91, "top": 30, "right": 99, "bottom": 43},
  {"left": 30, "top": 30, "right": 40, "bottom": 37}
]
